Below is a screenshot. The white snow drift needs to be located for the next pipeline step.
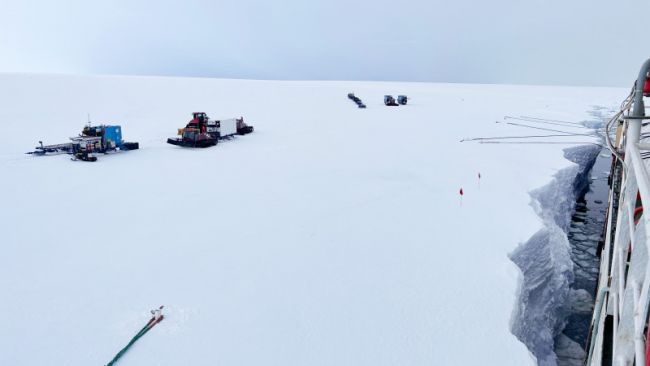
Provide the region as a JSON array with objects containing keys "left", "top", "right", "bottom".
[{"left": 0, "top": 74, "right": 625, "bottom": 365}]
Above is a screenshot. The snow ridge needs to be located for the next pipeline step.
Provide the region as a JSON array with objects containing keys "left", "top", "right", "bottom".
[{"left": 510, "top": 144, "right": 600, "bottom": 366}]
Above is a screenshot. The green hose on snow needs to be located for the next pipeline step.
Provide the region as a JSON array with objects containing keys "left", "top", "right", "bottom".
[{"left": 105, "top": 306, "right": 164, "bottom": 366}]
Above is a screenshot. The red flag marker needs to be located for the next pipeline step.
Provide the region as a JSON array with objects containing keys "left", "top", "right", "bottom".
[{"left": 459, "top": 187, "right": 464, "bottom": 206}]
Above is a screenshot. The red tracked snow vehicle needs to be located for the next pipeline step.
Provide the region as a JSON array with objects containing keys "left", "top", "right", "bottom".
[{"left": 167, "top": 112, "right": 254, "bottom": 148}]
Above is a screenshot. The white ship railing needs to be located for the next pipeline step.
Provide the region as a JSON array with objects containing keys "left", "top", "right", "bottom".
[{"left": 586, "top": 58, "right": 650, "bottom": 366}]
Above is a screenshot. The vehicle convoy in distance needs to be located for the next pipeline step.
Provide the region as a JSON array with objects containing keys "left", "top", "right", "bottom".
[
  {"left": 384, "top": 95, "right": 408, "bottom": 106},
  {"left": 347, "top": 93, "right": 366, "bottom": 108},
  {"left": 167, "top": 112, "right": 254, "bottom": 148},
  {"left": 27, "top": 123, "right": 139, "bottom": 162}
]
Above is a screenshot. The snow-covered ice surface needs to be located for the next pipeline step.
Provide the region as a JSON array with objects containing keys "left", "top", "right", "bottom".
[{"left": 0, "top": 74, "right": 625, "bottom": 365}]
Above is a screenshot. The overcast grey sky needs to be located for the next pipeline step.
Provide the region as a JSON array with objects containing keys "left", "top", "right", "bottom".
[{"left": 1, "top": 0, "right": 648, "bottom": 86}]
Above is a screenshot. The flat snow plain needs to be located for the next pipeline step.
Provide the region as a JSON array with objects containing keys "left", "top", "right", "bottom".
[{"left": 0, "top": 74, "right": 625, "bottom": 365}]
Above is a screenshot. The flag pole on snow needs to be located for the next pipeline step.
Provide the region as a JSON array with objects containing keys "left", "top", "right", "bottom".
[{"left": 459, "top": 188, "right": 463, "bottom": 206}]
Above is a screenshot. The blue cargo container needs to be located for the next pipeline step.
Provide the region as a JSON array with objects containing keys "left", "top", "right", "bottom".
[{"left": 103, "top": 126, "right": 123, "bottom": 147}]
